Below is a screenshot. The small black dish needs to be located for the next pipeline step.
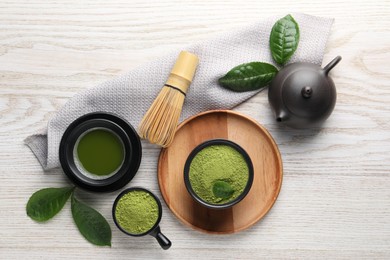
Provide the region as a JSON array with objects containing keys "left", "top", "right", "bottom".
[
  {"left": 59, "top": 112, "right": 142, "bottom": 192},
  {"left": 184, "top": 139, "right": 254, "bottom": 210},
  {"left": 112, "top": 187, "right": 171, "bottom": 250}
]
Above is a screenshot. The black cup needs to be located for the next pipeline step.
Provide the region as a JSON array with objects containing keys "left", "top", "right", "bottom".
[
  {"left": 112, "top": 187, "right": 172, "bottom": 250},
  {"left": 184, "top": 139, "right": 254, "bottom": 210},
  {"left": 59, "top": 112, "right": 142, "bottom": 192}
]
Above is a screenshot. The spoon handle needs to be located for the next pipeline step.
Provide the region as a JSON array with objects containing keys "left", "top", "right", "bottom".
[{"left": 150, "top": 226, "right": 172, "bottom": 250}]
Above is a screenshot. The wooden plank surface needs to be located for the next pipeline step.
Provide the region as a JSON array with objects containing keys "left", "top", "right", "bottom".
[{"left": 0, "top": 0, "right": 389, "bottom": 259}]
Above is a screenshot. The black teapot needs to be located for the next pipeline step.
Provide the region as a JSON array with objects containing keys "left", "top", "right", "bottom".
[{"left": 268, "top": 56, "right": 341, "bottom": 128}]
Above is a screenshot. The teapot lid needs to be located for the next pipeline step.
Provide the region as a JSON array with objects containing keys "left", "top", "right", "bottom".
[{"left": 281, "top": 64, "right": 335, "bottom": 119}]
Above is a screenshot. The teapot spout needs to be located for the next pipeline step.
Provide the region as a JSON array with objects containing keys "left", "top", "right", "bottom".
[
  {"left": 275, "top": 109, "right": 288, "bottom": 122},
  {"left": 323, "top": 56, "right": 342, "bottom": 75}
]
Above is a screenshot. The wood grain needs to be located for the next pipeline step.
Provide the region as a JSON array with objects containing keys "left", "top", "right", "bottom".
[
  {"left": 1, "top": 0, "right": 390, "bottom": 259},
  {"left": 158, "top": 110, "right": 282, "bottom": 234}
]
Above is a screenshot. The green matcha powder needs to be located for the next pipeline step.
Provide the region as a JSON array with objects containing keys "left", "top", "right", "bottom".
[
  {"left": 115, "top": 191, "right": 159, "bottom": 234},
  {"left": 189, "top": 144, "right": 249, "bottom": 204}
]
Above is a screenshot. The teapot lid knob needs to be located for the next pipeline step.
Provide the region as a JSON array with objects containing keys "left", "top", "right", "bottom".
[{"left": 301, "top": 86, "right": 313, "bottom": 98}]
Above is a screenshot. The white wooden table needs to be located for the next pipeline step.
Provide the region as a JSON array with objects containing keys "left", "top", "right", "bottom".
[{"left": 1, "top": 1, "right": 389, "bottom": 259}]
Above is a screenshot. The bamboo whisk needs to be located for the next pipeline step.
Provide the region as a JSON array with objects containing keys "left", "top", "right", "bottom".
[{"left": 139, "top": 51, "right": 199, "bottom": 147}]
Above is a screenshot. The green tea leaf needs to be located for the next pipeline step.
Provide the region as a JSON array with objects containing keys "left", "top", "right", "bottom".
[
  {"left": 213, "top": 181, "right": 234, "bottom": 199},
  {"left": 26, "top": 187, "right": 74, "bottom": 222},
  {"left": 218, "top": 62, "right": 278, "bottom": 92},
  {"left": 71, "top": 195, "right": 111, "bottom": 246},
  {"left": 270, "top": 14, "right": 300, "bottom": 65}
]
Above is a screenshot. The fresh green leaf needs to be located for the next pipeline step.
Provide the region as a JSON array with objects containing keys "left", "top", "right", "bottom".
[
  {"left": 270, "top": 14, "right": 300, "bottom": 65},
  {"left": 218, "top": 62, "right": 278, "bottom": 92},
  {"left": 26, "top": 187, "right": 74, "bottom": 222},
  {"left": 71, "top": 195, "right": 111, "bottom": 247},
  {"left": 213, "top": 181, "right": 234, "bottom": 199}
]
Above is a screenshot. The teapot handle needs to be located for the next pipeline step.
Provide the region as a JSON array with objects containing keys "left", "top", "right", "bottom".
[{"left": 323, "top": 56, "right": 342, "bottom": 75}]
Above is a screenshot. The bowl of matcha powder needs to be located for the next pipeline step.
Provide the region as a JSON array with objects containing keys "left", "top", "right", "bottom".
[
  {"left": 112, "top": 187, "right": 171, "bottom": 250},
  {"left": 184, "top": 139, "right": 254, "bottom": 209}
]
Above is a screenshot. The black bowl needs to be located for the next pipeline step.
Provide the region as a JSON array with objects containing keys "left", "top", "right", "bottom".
[
  {"left": 112, "top": 187, "right": 171, "bottom": 250},
  {"left": 59, "top": 112, "right": 142, "bottom": 192},
  {"left": 183, "top": 139, "right": 254, "bottom": 209}
]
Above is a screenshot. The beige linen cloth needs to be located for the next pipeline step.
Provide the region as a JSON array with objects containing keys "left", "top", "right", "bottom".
[{"left": 25, "top": 13, "right": 334, "bottom": 170}]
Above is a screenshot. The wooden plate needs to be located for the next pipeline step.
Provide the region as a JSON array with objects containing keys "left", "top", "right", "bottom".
[{"left": 158, "top": 110, "right": 283, "bottom": 234}]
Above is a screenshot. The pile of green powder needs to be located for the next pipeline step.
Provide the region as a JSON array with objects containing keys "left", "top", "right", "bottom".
[
  {"left": 189, "top": 144, "right": 249, "bottom": 204},
  {"left": 115, "top": 191, "right": 159, "bottom": 234}
]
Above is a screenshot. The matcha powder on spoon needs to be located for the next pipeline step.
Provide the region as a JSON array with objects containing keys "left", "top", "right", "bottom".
[{"left": 115, "top": 191, "right": 159, "bottom": 234}]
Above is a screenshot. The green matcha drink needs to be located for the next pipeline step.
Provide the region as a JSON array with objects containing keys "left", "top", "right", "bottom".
[
  {"left": 75, "top": 128, "right": 124, "bottom": 179},
  {"left": 114, "top": 190, "right": 159, "bottom": 234},
  {"left": 189, "top": 144, "right": 249, "bottom": 205}
]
